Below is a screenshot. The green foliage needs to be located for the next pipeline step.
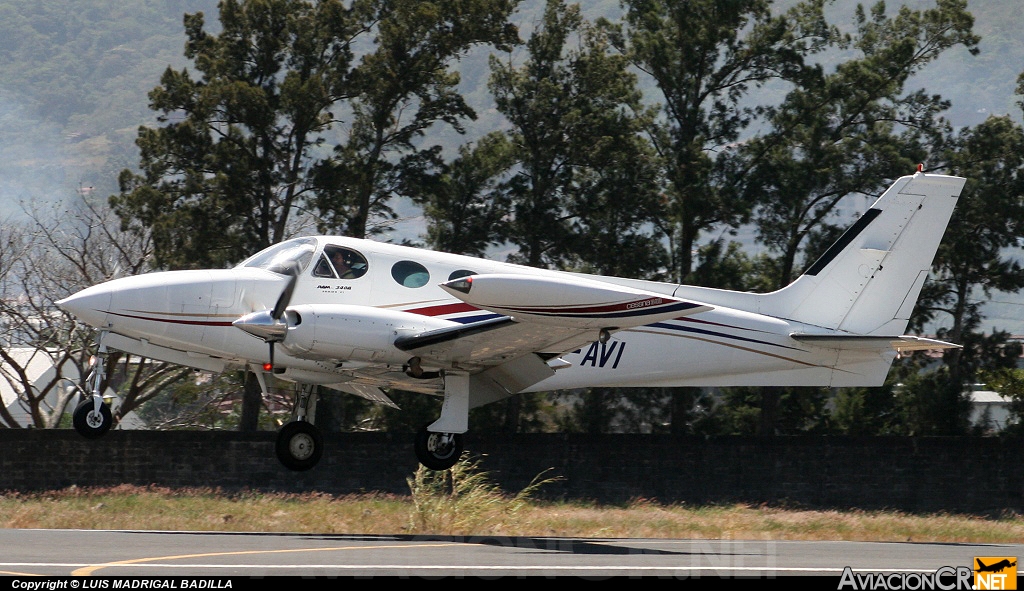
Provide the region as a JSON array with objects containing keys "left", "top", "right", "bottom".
[
  {"left": 551, "top": 387, "right": 670, "bottom": 434},
  {"left": 743, "top": 0, "right": 979, "bottom": 289},
  {"left": 9, "top": 0, "right": 1024, "bottom": 438},
  {"left": 112, "top": 0, "right": 521, "bottom": 269},
  {"left": 410, "top": 132, "right": 515, "bottom": 256},
  {"left": 829, "top": 368, "right": 907, "bottom": 436},
  {"left": 890, "top": 368, "right": 972, "bottom": 436},
  {"left": 484, "top": 0, "right": 664, "bottom": 276},
  {"left": 607, "top": 0, "right": 836, "bottom": 283},
  {"left": 699, "top": 386, "right": 831, "bottom": 435},
  {"left": 406, "top": 453, "right": 560, "bottom": 534},
  {"left": 913, "top": 116, "right": 1024, "bottom": 389},
  {"left": 310, "top": 0, "right": 521, "bottom": 239},
  {"left": 113, "top": 0, "right": 365, "bottom": 269},
  {"left": 371, "top": 390, "right": 443, "bottom": 433}
]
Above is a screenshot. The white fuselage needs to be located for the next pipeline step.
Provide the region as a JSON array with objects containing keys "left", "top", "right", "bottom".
[{"left": 57, "top": 236, "right": 896, "bottom": 394}]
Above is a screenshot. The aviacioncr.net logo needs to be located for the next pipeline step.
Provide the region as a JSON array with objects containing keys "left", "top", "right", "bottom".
[{"left": 838, "top": 566, "right": 974, "bottom": 590}]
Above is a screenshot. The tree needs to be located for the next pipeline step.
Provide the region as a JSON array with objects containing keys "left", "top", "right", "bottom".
[
  {"left": 487, "top": 0, "right": 663, "bottom": 275},
  {"left": 605, "top": 0, "right": 836, "bottom": 284},
  {"left": 112, "top": 0, "right": 368, "bottom": 270},
  {"left": 900, "top": 115, "right": 1024, "bottom": 433},
  {"left": 712, "top": 0, "right": 978, "bottom": 435},
  {"left": 110, "top": 0, "right": 520, "bottom": 431},
  {"left": 742, "top": 0, "right": 980, "bottom": 289},
  {"left": 471, "top": 0, "right": 668, "bottom": 432},
  {"left": 410, "top": 131, "right": 515, "bottom": 256},
  {"left": 310, "top": 0, "right": 520, "bottom": 239}
]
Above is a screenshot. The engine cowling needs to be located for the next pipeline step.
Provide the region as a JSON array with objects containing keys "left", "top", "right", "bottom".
[{"left": 280, "top": 304, "right": 453, "bottom": 364}]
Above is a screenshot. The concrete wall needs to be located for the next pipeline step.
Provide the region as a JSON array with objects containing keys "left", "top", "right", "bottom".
[{"left": 0, "top": 430, "right": 1020, "bottom": 515}]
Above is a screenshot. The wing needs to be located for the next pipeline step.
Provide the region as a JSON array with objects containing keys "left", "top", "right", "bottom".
[
  {"left": 440, "top": 273, "right": 711, "bottom": 329},
  {"left": 393, "top": 273, "right": 712, "bottom": 402},
  {"left": 395, "top": 316, "right": 592, "bottom": 370}
]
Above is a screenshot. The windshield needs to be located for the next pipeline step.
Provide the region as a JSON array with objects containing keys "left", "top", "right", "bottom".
[{"left": 237, "top": 238, "right": 317, "bottom": 274}]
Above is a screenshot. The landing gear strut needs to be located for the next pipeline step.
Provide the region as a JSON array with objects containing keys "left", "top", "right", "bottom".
[
  {"left": 414, "top": 372, "right": 469, "bottom": 470},
  {"left": 74, "top": 331, "right": 113, "bottom": 439},
  {"left": 274, "top": 381, "right": 323, "bottom": 471}
]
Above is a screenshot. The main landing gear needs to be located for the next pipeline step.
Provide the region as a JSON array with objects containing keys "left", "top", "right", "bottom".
[
  {"left": 273, "top": 380, "right": 323, "bottom": 471},
  {"left": 414, "top": 426, "right": 463, "bottom": 471},
  {"left": 74, "top": 331, "right": 113, "bottom": 439},
  {"left": 413, "top": 371, "right": 470, "bottom": 471}
]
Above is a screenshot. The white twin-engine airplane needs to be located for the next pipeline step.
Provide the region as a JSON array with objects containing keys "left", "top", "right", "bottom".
[{"left": 57, "top": 172, "right": 965, "bottom": 471}]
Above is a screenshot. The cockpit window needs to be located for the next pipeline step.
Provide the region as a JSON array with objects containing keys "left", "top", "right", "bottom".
[
  {"left": 238, "top": 238, "right": 316, "bottom": 274},
  {"left": 313, "top": 245, "right": 368, "bottom": 280}
]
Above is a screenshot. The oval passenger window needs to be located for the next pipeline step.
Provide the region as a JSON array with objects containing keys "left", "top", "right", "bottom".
[{"left": 391, "top": 260, "right": 430, "bottom": 288}]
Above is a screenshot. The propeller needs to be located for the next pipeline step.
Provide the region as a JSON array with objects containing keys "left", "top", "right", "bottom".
[
  {"left": 271, "top": 262, "right": 299, "bottom": 320},
  {"left": 232, "top": 262, "right": 300, "bottom": 371}
]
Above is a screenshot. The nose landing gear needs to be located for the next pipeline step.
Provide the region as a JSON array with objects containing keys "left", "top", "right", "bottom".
[{"left": 73, "top": 331, "right": 113, "bottom": 439}]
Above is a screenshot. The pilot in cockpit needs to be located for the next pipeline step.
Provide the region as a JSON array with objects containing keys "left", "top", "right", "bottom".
[{"left": 325, "top": 247, "right": 367, "bottom": 279}]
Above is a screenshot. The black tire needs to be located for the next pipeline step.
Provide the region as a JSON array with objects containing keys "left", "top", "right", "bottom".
[
  {"left": 73, "top": 398, "right": 112, "bottom": 439},
  {"left": 275, "top": 421, "right": 323, "bottom": 471},
  {"left": 414, "top": 425, "right": 463, "bottom": 471}
]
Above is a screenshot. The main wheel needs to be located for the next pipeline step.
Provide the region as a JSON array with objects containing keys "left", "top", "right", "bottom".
[
  {"left": 414, "top": 425, "right": 463, "bottom": 471},
  {"left": 73, "top": 398, "right": 112, "bottom": 439},
  {"left": 275, "top": 421, "right": 323, "bottom": 471}
]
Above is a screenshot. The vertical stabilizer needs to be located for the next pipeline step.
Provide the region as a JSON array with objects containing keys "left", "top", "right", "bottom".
[{"left": 762, "top": 172, "right": 965, "bottom": 334}]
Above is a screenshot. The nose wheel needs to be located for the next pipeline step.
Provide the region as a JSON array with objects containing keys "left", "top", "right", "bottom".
[
  {"left": 73, "top": 398, "right": 112, "bottom": 439},
  {"left": 275, "top": 421, "right": 323, "bottom": 471},
  {"left": 414, "top": 425, "right": 463, "bottom": 471}
]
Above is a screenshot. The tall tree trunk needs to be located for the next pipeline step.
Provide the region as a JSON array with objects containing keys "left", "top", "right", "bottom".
[{"left": 239, "top": 371, "right": 263, "bottom": 432}]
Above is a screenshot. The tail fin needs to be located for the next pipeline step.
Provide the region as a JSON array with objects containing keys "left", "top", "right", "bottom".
[{"left": 761, "top": 172, "right": 965, "bottom": 334}]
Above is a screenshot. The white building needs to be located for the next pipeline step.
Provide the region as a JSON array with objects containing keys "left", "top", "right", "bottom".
[{"left": 969, "top": 387, "right": 1015, "bottom": 433}]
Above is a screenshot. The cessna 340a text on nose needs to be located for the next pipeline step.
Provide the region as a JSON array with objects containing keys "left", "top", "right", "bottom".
[{"left": 58, "top": 172, "right": 965, "bottom": 471}]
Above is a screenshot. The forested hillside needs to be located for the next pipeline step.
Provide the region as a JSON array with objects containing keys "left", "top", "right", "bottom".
[
  {"left": 1, "top": 0, "right": 1020, "bottom": 217},
  {"left": 0, "top": 0, "right": 216, "bottom": 212}
]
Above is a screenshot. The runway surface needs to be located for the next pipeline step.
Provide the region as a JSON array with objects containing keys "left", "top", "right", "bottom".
[{"left": 0, "top": 529, "right": 1020, "bottom": 578}]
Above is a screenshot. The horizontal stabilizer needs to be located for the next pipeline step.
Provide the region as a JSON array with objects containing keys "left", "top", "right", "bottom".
[{"left": 791, "top": 333, "right": 960, "bottom": 352}]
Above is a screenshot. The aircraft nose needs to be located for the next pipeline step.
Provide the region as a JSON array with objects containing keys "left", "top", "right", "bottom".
[{"left": 56, "top": 284, "right": 114, "bottom": 329}]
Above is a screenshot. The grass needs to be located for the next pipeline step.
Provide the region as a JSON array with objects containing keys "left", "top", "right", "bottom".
[{"left": 1, "top": 455, "right": 1022, "bottom": 543}]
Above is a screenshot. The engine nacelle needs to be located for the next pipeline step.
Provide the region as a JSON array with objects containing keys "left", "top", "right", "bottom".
[{"left": 280, "top": 304, "right": 453, "bottom": 364}]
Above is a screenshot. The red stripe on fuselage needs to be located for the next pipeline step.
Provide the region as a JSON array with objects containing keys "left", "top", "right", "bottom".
[
  {"left": 404, "top": 302, "right": 480, "bottom": 317},
  {"left": 108, "top": 310, "right": 235, "bottom": 327}
]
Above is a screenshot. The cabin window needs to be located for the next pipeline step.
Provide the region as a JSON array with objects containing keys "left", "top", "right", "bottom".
[
  {"left": 391, "top": 260, "right": 430, "bottom": 288},
  {"left": 448, "top": 269, "right": 477, "bottom": 281},
  {"left": 314, "top": 246, "right": 368, "bottom": 279}
]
